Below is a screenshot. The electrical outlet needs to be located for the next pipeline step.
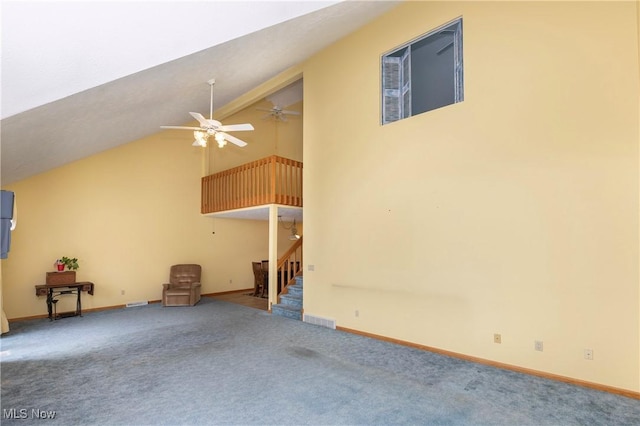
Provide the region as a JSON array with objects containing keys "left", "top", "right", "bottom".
[
  {"left": 535, "top": 341, "right": 543, "bottom": 351},
  {"left": 121, "top": 289, "right": 125, "bottom": 296},
  {"left": 229, "top": 279, "right": 232, "bottom": 284},
  {"left": 584, "top": 349, "right": 594, "bottom": 360},
  {"left": 355, "top": 310, "right": 359, "bottom": 317},
  {"left": 494, "top": 333, "right": 502, "bottom": 344},
  {"left": 308, "top": 264, "right": 315, "bottom": 271}
]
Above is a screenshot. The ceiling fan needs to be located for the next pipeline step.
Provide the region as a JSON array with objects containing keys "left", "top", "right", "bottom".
[
  {"left": 256, "top": 104, "right": 301, "bottom": 122},
  {"left": 161, "top": 79, "right": 254, "bottom": 148}
]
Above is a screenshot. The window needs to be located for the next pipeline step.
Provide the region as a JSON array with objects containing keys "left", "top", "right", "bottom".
[{"left": 381, "top": 18, "right": 463, "bottom": 124}]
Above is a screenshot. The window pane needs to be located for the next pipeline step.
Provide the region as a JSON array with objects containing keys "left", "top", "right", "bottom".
[
  {"left": 411, "top": 29, "right": 456, "bottom": 114},
  {"left": 401, "top": 48, "right": 411, "bottom": 119},
  {"left": 382, "top": 50, "right": 405, "bottom": 123}
]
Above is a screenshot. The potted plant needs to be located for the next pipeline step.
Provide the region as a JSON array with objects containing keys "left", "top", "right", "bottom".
[
  {"left": 54, "top": 259, "right": 64, "bottom": 271},
  {"left": 54, "top": 256, "right": 79, "bottom": 271}
]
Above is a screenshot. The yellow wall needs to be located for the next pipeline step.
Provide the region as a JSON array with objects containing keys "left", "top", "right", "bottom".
[
  {"left": 302, "top": 1, "right": 639, "bottom": 391},
  {"left": 206, "top": 99, "right": 303, "bottom": 173},
  {"left": 1, "top": 95, "right": 302, "bottom": 319}
]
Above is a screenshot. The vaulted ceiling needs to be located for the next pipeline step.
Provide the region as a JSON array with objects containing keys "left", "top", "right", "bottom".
[{"left": 1, "top": 1, "right": 399, "bottom": 185}]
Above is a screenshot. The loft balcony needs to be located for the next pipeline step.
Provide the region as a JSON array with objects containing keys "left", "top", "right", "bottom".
[{"left": 201, "top": 155, "right": 303, "bottom": 214}]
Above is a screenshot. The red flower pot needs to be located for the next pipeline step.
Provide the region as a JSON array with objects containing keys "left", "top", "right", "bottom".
[{"left": 56, "top": 264, "right": 64, "bottom": 271}]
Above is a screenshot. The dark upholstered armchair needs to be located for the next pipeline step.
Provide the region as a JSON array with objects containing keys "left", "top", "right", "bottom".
[{"left": 162, "top": 264, "right": 202, "bottom": 307}]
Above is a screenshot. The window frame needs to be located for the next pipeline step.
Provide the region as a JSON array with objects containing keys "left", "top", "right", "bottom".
[{"left": 381, "top": 17, "right": 464, "bottom": 125}]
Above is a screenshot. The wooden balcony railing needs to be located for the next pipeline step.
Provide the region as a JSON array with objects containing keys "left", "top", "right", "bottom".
[{"left": 201, "top": 155, "right": 303, "bottom": 214}]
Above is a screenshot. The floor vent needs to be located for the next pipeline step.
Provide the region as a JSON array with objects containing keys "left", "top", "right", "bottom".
[
  {"left": 303, "top": 314, "right": 336, "bottom": 329},
  {"left": 126, "top": 301, "right": 148, "bottom": 308}
]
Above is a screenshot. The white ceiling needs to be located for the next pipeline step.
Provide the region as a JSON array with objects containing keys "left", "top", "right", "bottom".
[{"left": 1, "top": 0, "right": 399, "bottom": 185}]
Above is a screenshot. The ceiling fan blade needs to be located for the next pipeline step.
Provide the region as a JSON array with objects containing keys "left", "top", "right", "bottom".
[
  {"left": 281, "top": 110, "right": 301, "bottom": 116},
  {"left": 161, "top": 125, "right": 202, "bottom": 131},
  {"left": 221, "top": 132, "right": 248, "bottom": 147},
  {"left": 256, "top": 107, "right": 272, "bottom": 112},
  {"left": 189, "top": 112, "right": 211, "bottom": 128},
  {"left": 218, "top": 123, "right": 254, "bottom": 132}
]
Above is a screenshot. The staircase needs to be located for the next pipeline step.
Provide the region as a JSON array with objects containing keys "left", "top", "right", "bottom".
[{"left": 272, "top": 275, "right": 303, "bottom": 320}]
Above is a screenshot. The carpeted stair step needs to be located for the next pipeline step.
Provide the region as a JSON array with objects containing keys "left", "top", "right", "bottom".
[
  {"left": 272, "top": 303, "right": 302, "bottom": 320},
  {"left": 280, "top": 293, "right": 302, "bottom": 309},
  {"left": 287, "top": 284, "right": 303, "bottom": 297},
  {"left": 272, "top": 275, "right": 303, "bottom": 320}
]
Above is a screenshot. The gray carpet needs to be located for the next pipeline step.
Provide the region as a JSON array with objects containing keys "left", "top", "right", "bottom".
[{"left": 1, "top": 297, "right": 638, "bottom": 425}]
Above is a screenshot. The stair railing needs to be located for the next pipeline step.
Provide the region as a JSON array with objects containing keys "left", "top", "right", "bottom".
[{"left": 276, "top": 237, "right": 303, "bottom": 298}]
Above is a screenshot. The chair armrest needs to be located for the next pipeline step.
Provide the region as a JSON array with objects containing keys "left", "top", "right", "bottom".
[
  {"left": 162, "top": 283, "right": 171, "bottom": 290},
  {"left": 190, "top": 282, "right": 201, "bottom": 288}
]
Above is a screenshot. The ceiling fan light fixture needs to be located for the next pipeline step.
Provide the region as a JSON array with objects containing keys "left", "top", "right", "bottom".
[
  {"left": 279, "top": 216, "right": 301, "bottom": 240},
  {"left": 215, "top": 132, "right": 226, "bottom": 148},
  {"left": 194, "top": 130, "right": 208, "bottom": 146}
]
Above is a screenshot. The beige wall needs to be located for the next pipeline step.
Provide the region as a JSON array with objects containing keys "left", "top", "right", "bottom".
[
  {"left": 302, "top": 1, "right": 639, "bottom": 391},
  {"left": 1, "top": 96, "right": 302, "bottom": 319}
]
